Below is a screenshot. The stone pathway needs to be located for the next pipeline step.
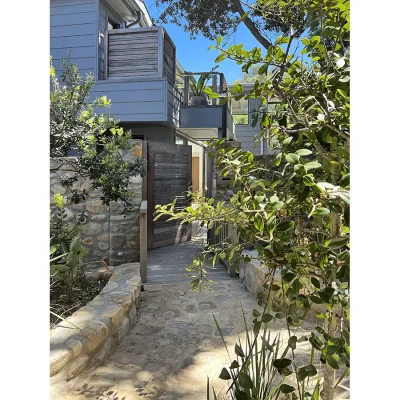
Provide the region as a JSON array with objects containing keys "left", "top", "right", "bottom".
[
  {"left": 60, "top": 224, "right": 349, "bottom": 400},
  {"left": 62, "top": 280, "right": 270, "bottom": 399}
]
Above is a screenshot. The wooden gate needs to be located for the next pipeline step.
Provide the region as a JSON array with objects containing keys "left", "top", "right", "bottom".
[{"left": 147, "top": 141, "right": 192, "bottom": 249}]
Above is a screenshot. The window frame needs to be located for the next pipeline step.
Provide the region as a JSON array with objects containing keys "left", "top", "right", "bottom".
[{"left": 231, "top": 97, "right": 250, "bottom": 125}]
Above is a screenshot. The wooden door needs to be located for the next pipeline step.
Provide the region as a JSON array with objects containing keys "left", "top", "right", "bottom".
[
  {"left": 147, "top": 141, "right": 192, "bottom": 249},
  {"left": 192, "top": 157, "right": 200, "bottom": 193}
]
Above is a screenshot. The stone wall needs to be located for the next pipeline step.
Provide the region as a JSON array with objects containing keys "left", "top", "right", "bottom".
[
  {"left": 50, "top": 140, "right": 143, "bottom": 277},
  {"left": 50, "top": 263, "right": 142, "bottom": 400},
  {"left": 239, "top": 250, "right": 273, "bottom": 298}
]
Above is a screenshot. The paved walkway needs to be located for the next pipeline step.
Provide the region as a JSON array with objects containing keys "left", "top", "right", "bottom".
[
  {"left": 60, "top": 224, "right": 349, "bottom": 400},
  {"left": 146, "top": 223, "right": 232, "bottom": 284},
  {"left": 63, "top": 280, "right": 268, "bottom": 400}
]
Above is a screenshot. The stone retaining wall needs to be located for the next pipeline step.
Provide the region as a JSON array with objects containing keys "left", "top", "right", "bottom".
[
  {"left": 50, "top": 140, "right": 143, "bottom": 278},
  {"left": 239, "top": 250, "right": 272, "bottom": 298},
  {"left": 239, "top": 251, "right": 328, "bottom": 319},
  {"left": 50, "top": 263, "right": 142, "bottom": 400}
]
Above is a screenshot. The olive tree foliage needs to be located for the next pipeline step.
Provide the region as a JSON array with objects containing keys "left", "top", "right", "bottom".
[
  {"left": 156, "top": 0, "right": 349, "bottom": 398},
  {"left": 50, "top": 58, "right": 144, "bottom": 210}
]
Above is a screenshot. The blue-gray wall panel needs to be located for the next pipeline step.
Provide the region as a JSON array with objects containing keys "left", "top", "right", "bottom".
[
  {"left": 91, "top": 80, "right": 168, "bottom": 122},
  {"left": 50, "top": 0, "right": 97, "bottom": 78},
  {"left": 180, "top": 107, "right": 223, "bottom": 129},
  {"left": 51, "top": 3, "right": 95, "bottom": 16}
]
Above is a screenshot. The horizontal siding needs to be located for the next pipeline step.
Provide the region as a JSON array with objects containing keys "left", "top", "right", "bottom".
[
  {"left": 50, "top": 0, "right": 97, "bottom": 79},
  {"left": 50, "top": 3, "right": 95, "bottom": 16},
  {"left": 50, "top": 12, "right": 96, "bottom": 27},
  {"left": 235, "top": 125, "right": 262, "bottom": 154},
  {"left": 50, "top": 35, "right": 97, "bottom": 49},
  {"left": 51, "top": 58, "right": 96, "bottom": 72},
  {"left": 51, "top": 24, "right": 94, "bottom": 37},
  {"left": 51, "top": 46, "right": 95, "bottom": 59},
  {"left": 91, "top": 80, "right": 168, "bottom": 122}
]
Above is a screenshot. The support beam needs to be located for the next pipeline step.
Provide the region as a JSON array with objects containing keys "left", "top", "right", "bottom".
[{"left": 140, "top": 200, "right": 148, "bottom": 283}]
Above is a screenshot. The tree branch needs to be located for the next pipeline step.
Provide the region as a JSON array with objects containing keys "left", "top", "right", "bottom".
[{"left": 231, "top": 0, "right": 273, "bottom": 49}]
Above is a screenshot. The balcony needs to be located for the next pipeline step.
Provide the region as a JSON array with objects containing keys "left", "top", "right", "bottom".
[
  {"left": 104, "top": 26, "right": 175, "bottom": 83},
  {"left": 177, "top": 72, "right": 235, "bottom": 140},
  {"left": 92, "top": 26, "right": 177, "bottom": 123}
]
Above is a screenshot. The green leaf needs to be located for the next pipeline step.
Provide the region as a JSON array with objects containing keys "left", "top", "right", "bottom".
[
  {"left": 235, "top": 390, "right": 252, "bottom": 400},
  {"left": 312, "top": 207, "right": 330, "bottom": 217},
  {"left": 339, "top": 76, "right": 350, "bottom": 82},
  {"left": 275, "top": 312, "right": 286, "bottom": 319},
  {"left": 219, "top": 367, "right": 231, "bottom": 380},
  {"left": 309, "top": 337, "right": 323, "bottom": 351},
  {"left": 311, "top": 277, "right": 320, "bottom": 288},
  {"left": 254, "top": 214, "right": 265, "bottom": 232},
  {"left": 235, "top": 344, "right": 245, "bottom": 357},
  {"left": 297, "top": 368, "right": 309, "bottom": 382},
  {"left": 261, "top": 313, "right": 274, "bottom": 323},
  {"left": 326, "top": 236, "right": 348, "bottom": 249},
  {"left": 292, "top": 279, "right": 302, "bottom": 293},
  {"left": 252, "top": 309, "right": 261, "bottom": 318},
  {"left": 326, "top": 355, "right": 340, "bottom": 369},
  {"left": 305, "top": 162, "right": 321, "bottom": 171},
  {"left": 273, "top": 358, "right": 292, "bottom": 369},
  {"left": 283, "top": 137, "right": 293, "bottom": 145},
  {"left": 296, "top": 149, "right": 312, "bottom": 156},
  {"left": 344, "top": 206, "right": 350, "bottom": 227},
  {"left": 285, "top": 153, "right": 300, "bottom": 164},
  {"left": 275, "top": 153, "right": 282, "bottom": 166},
  {"left": 275, "top": 220, "right": 295, "bottom": 232},
  {"left": 239, "top": 372, "right": 254, "bottom": 389},
  {"left": 280, "top": 384, "right": 296, "bottom": 394},
  {"left": 267, "top": 215, "right": 277, "bottom": 233},
  {"left": 309, "top": 295, "right": 323, "bottom": 304},
  {"left": 301, "top": 38, "right": 310, "bottom": 46},
  {"left": 298, "top": 336, "right": 308, "bottom": 342},
  {"left": 294, "top": 164, "right": 307, "bottom": 176},
  {"left": 289, "top": 303, "right": 299, "bottom": 323},
  {"left": 311, "top": 36, "right": 321, "bottom": 46},
  {"left": 303, "top": 175, "right": 315, "bottom": 186},
  {"left": 288, "top": 336, "right": 297, "bottom": 349},
  {"left": 337, "top": 192, "right": 350, "bottom": 205},
  {"left": 230, "top": 360, "right": 240, "bottom": 369},
  {"left": 282, "top": 272, "right": 295, "bottom": 282},
  {"left": 341, "top": 173, "right": 350, "bottom": 188}
]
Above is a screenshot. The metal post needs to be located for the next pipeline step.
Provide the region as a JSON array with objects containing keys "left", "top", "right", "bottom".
[
  {"left": 184, "top": 75, "right": 190, "bottom": 106},
  {"left": 140, "top": 200, "right": 148, "bottom": 283},
  {"left": 212, "top": 74, "right": 217, "bottom": 105},
  {"left": 228, "top": 222, "right": 238, "bottom": 278}
]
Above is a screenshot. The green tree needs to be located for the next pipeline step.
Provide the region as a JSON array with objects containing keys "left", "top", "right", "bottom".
[
  {"left": 233, "top": 63, "right": 272, "bottom": 84},
  {"left": 157, "top": 1, "right": 350, "bottom": 399},
  {"left": 155, "top": 0, "right": 308, "bottom": 49},
  {"left": 50, "top": 58, "right": 144, "bottom": 210}
]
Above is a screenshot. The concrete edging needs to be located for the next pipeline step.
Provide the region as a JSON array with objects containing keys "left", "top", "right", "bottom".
[{"left": 50, "top": 263, "right": 142, "bottom": 400}]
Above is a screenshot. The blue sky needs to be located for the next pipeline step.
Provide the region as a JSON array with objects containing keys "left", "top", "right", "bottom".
[{"left": 145, "top": 1, "right": 265, "bottom": 83}]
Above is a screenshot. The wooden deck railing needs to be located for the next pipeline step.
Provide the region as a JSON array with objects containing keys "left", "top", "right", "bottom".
[{"left": 140, "top": 200, "right": 148, "bottom": 283}]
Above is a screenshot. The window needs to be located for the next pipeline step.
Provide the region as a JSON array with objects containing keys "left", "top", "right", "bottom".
[
  {"left": 231, "top": 97, "right": 249, "bottom": 125},
  {"left": 175, "top": 136, "right": 187, "bottom": 145}
]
